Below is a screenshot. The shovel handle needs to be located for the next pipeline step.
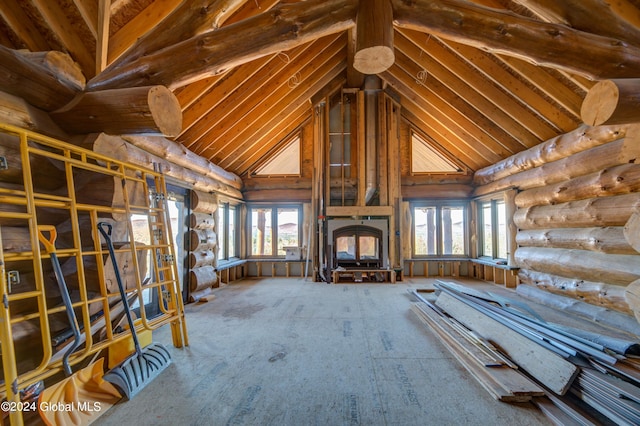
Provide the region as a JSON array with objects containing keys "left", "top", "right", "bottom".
[{"left": 37, "top": 225, "right": 57, "bottom": 254}]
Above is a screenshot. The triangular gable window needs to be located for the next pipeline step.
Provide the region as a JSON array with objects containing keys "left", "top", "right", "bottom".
[
  {"left": 411, "top": 131, "right": 463, "bottom": 174},
  {"left": 253, "top": 134, "right": 301, "bottom": 176}
]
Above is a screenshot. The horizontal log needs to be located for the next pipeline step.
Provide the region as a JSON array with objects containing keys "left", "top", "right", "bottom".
[
  {"left": 86, "top": 133, "right": 242, "bottom": 199},
  {"left": 514, "top": 163, "right": 640, "bottom": 208},
  {"left": 191, "top": 190, "right": 218, "bottom": 214},
  {"left": 0, "top": 226, "right": 31, "bottom": 252},
  {"left": 473, "top": 124, "right": 633, "bottom": 186},
  {"left": 0, "top": 132, "right": 67, "bottom": 190},
  {"left": 625, "top": 211, "right": 640, "bottom": 253},
  {"left": 518, "top": 269, "right": 632, "bottom": 316},
  {"left": 189, "top": 228, "right": 217, "bottom": 252},
  {"left": 189, "top": 212, "right": 215, "bottom": 230},
  {"left": 51, "top": 86, "right": 182, "bottom": 137},
  {"left": 122, "top": 135, "right": 242, "bottom": 190},
  {"left": 513, "top": 192, "right": 640, "bottom": 229},
  {"left": 190, "top": 265, "right": 217, "bottom": 292},
  {"left": 514, "top": 247, "right": 640, "bottom": 286},
  {"left": 0, "top": 46, "right": 81, "bottom": 111},
  {"left": 581, "top": 79, "right": 640, "bottom": 126},
  {"left": 392, "top": 0, "right": 640, "bottom": 80},
  {"left": 189, "top": 249, "right": 216, "bottom": 269},
  {"left": 242, "top": 177, "right": 312, "bottom": 191},
  {"left": 625, "top": 278, "right": 640, "bottom": 323},
  {"left": 516, "top": 227, "right": 637, "bottom": 255},
  {"left": 474, "top": 135, "right": 640, "bottom": 196},
  {"left": 243, "top": 188, "right": 312, "bottom": 202},
  {"left": 401, "top": 174, "right": 473, "bottom": 186},
  {"left": 88, "top": 0, "right": 357, "bottom": 90},
  {"left": 401, "top": 183, "right": 473, "bottom": 199}
]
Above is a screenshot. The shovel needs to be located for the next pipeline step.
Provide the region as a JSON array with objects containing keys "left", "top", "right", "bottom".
[
  {"left": 97, "top": 222, "right": 172, "bottom": 400},
  {"left": 36, "top": 226, "right": 121, "bottom": 426}
]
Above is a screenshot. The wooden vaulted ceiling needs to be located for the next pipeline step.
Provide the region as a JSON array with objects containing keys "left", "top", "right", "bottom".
[{"left": 2, "top": 0, "right": 640, "bottom": 178}]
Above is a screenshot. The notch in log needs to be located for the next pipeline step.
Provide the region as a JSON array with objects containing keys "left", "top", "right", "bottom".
[{"left": 354, "top": 0, "right": 394, "bottom": 74}]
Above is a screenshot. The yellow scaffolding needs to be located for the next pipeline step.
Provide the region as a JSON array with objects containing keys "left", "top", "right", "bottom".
[{"left": 0, "top": 123, "right": 188, "bottom": 425}]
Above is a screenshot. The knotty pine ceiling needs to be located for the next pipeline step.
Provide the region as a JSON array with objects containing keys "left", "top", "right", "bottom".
[{"left": 3, "top": 0, "right": 640, "bottom": 177}]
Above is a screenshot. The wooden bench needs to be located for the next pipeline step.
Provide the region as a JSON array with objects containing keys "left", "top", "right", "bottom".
[
  {"left": 406, "top": 258, "right": 469, "bottom": 278},
  {"left": 248, "top": 259, "right": 307, "bottom": 278},
  {"left": 215, "top": 259, "right": 247, "bottom": 285},
  {"left": 469, "top": 258, "right": 519, "bottom": 288},
  {"left": 332, "top": 268, "right": 396, "bottom": 284}
]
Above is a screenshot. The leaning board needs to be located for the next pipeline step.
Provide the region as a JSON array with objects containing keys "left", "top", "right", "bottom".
[{"left": 435, "top": 292, "right": 579, "bottom": 395}]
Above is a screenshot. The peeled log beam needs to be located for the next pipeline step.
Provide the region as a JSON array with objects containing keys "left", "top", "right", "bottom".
[
  {"left": 189, "top": 249, "right": 216, "bottom": 268},
  {"left": 86, "top": 133, "right": 242, "bottom": 199},
  {"left": 473, "top": 124, "right": 631, "bottom": 186},
  {"left": 474, "top": 135, "right": 640, "bottom": 196},
  {"left": 401, "top": 183, "right": 473, "bottom": 199},
  {"left": 189, "top": 212, "right": 215, "bottom": 230},
  {"left": 392, "top": 0, "right": 640, "bottom": 80},
  {"left": 514, "top": 247, "right": 640, "bottom": 286},
  {"left": 516, "top": 227, "right": 636, "bottom": 255},
  {"left": 113, "top": 0, "right": 247, "bottom": 69},
  {"left": 518, "top": 268, "right": 631, "bottom": 316},
  {"left": 189, "top": 228, "right": 217, "bottom": 252},
  {"left": 51, "top": 86, "right": 182, "bottom": 137},
  {"left": 514, "top": 193, "right": 640, "bottom": 229},
  {"left": 88, "top": 0, "right": 357, "bottom": 90},
  {"left": 625, "top": 210, "right": 640, "bottom": 253},
  {"left": 505, "top": 0, "right": 640, "bottom": 47},
  {"left": 123, "top": 135, "right": 242, "bottom": 190},
  {"left": 19, "top": 51, "right": 85, "bottom": 90},
  {"left": 191, "top": 190, "right": 218, "bottom": 214},
  {"left": 190, "top": 265, "right": 217, "bottom": 292},
  {"left": 0, "top": 46, "right": 82, "bottom": 111},
  {"left": 354, "top": 0, "right": 394, "bottom": 74},
  {"left": 514, "top": 163, "right": 640, "bottom": 208},
  {"left": 581, "top": 79, "right": 640, "bottom": 126}
]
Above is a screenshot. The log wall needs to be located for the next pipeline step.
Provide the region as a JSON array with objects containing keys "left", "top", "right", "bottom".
[
  {"left": 474, "top": 124, "right": 640, "bottom": 316},
  {"left": 187, "top": 191, "right": 218, "bottom": 303}
]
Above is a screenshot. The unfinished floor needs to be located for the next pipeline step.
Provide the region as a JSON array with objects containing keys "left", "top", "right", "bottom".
[{"left": 96, "top": 277, "right": 551, "bottom": 425}]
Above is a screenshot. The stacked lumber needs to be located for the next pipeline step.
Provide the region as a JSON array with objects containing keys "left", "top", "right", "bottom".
[
  {"left": 187, "top": 190, "right": 218, "bottom": 303},
  {"left": 410, "top": 296, "right": 544, "bottom": 402},
  {"left": 422, "top": 281, "right": 640, "bottom": 425}
]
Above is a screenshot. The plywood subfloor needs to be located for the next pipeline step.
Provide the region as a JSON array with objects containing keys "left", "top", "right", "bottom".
[{"left": 96, "top": 278, "right": 551, "bottom": 425}]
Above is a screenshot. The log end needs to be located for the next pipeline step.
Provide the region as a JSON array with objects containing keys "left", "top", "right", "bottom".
[
  {"left": 625, "top": 278, "right": 640, "bottom": 324},
  {"left": 353, "top": 46, "right": 395, "bottom": 75},
  {"left": 581, "top": 80, "right": 619, "bottom": 126},
  {"left": 149, "top": 85, "right": 182, "bottom": 137}
]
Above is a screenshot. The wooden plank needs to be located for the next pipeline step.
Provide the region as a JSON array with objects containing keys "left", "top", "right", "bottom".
[
  {"left": 411, "top": 303, "right": 544, "bottom": 402},
  {"left": 435, "top": 291, "right": 579, "bottom": 395}
]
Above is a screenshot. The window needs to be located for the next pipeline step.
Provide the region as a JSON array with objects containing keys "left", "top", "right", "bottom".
[
  {"left": 252, "top": 133, "right": 301, "bottom": 176},
  {"left": 411, "top": 131, "right": 464, "bottom": 174},
  {"left": 413, "top": 203, "right": 467, "bottom": 257},
  {"left": 249, "top": 205, "right": 301, "bottom": 257},
  {"left": 217, "top": 202, "right": 239, "bottom": 261},
  {"left": 478, "top": 199, "right": 507, "bottom": 260}
]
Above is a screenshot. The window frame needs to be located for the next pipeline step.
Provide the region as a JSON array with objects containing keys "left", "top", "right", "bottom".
[
  {"left": 247, "top": 204, "right": 303, "bottom": 258},
  {"left": 476, "top": 196, "right": 508, "bottom": 261},
  {"left": 411, "top": 200, "right": 469, "bottom": 258},
  {"left": 217, "top": 201, "right": 240, "bottom": 262}
]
